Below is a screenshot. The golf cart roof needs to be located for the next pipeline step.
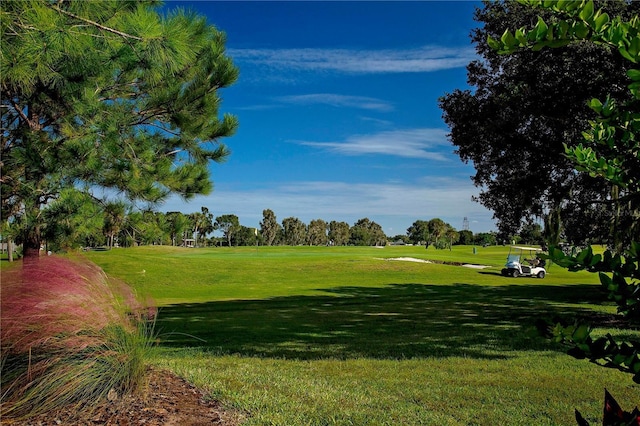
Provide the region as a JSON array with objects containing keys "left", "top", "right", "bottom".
[{"left": 510, "top": 246, "right": 543, "bottom": 251}]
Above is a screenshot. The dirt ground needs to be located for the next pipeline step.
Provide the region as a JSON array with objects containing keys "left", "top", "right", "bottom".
[{"left": 2, "top": 367, "right": 245, "bottom": 426}]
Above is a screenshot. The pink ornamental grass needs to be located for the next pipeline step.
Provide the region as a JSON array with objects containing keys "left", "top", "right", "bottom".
[
  {"left": 1, "top": 255, "right": 156, "bottom": 418},
  {"left": 1, "top": 255, "right": 146, "bottom": 354}
]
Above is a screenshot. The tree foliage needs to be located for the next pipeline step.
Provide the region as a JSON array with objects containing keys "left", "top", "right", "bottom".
[
  {"left": 439, "top": 0, "right": 638, "bottom": 245},
  {"left": 1, "top": 0, "right": 238, "bottom": 257},
  {"left": 407, "top": 220, "right": 430, "bottom": 245},
  {"left": 260, "top": 209, "right": 280, "bottom": 246},
  {"left": 491, "top": 0, "right": 640, "bottom": 384},
  {"left": 214, "top": 214, "right": 239, "bottom": 247},
  {"left": 328, "top": 221, "right": 350, "bottom": 246},
  {"left": 349, "top": 218, "right": 386, "bottom": 246},
  {"left": 190, "top": 207, "right": 214, "bottom": 247},
  {"left": 282, "top": 217, "right": 307, "bottom": 246},
  {"left": 307, "top": 219, "right": 328, "bottom": 246}
]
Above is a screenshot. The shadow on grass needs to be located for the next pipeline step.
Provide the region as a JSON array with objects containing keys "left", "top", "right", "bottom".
[{"left": 156, "top": 283, "right": 613, "bottom": 360}]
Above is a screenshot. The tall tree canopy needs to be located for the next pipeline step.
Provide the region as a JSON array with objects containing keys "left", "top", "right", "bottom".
[
  {"left": 282, "top": 217, "right": 307, "bottom": 246},
  {"left": 1, "top": 0, "right": 238, "bottom": 257},
  {"left": 214, "top": 214, "right": 239, "bottom": 247},
  {"left": 328, "top": 221, "right": 350, "bottom": 246},
  {"left": 439, "top": 0, "right": 638, "bottom": 244},
  {"left": 260, "top": 209, "right": 280, "bottom": 246},
  {"left": 349, "top": 218, "right": 386, "bottom": 247},
  {"left": 492, "top": 0, "right": 640, "bottom": 384},
  {"left": 307, "top": 219, "right": 328, "bottom": 246}
]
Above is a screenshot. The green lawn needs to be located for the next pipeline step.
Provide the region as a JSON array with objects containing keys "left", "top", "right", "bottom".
[{"left": 84, "top": 245, "right": 639, "bottom": 425}]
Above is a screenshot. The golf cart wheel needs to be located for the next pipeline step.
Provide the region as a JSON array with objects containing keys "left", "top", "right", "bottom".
[
  {"left": 537, "top": 270, "right": 546, "bottom": 279},
  {"left": 511, "top": 269, "right": 519, "bottom": 278},
  {"left": 501, "top": 268, "right": 508, "bottom": 276}
]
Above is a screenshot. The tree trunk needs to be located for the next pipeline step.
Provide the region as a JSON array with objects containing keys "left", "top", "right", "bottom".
[
  {"left": 22, "top": 218, "right": 41, "bottom": 259},
  {"left": 8, "top": 238, "right": 14, "bottom": 262}
]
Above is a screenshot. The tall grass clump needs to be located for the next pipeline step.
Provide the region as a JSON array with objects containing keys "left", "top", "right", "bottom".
[{"left": 1, "top": 255, "right": 156, "bottom": 419}]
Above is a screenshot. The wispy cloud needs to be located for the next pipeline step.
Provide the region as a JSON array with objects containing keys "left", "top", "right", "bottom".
[
  {"left": 295, "top": 128, "right": 450, "bottom": 160},
  {"left": 277, "top": 94, "right": 394, "bottom": 112},
  {"left": 237, "top": 93, "right": 394, "bottom": 112},
  {"left": 229, "top": 45, "right": 476, "bottom": 74}
]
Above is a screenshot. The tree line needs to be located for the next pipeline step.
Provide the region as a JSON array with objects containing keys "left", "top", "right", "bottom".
[{"left": 3, "top": 193, "right": 545, "bottom": 259}]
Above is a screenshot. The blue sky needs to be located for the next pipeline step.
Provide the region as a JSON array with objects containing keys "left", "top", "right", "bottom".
[{"left": 160, "top": 1, "right": 494, "bottom": 236}]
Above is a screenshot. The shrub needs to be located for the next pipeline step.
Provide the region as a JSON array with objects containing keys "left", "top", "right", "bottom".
[{"left": 0, "top": 256, "right": 155, "bottom": 418}]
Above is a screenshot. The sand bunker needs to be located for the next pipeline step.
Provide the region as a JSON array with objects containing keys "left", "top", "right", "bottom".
[
  {"left": 382, "top": 257, "right": 432, "bottom": 263},
  {"left": 379, "top": 258, "right": 490, "bottom": 269},
  {"left": 461, "top": 264, "right": 490, "bottom": 269}
]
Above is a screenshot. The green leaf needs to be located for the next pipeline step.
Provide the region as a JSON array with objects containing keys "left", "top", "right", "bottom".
[
  {"left": 563, "top": 0, "right": 581, "bottom": 11},
  {"left": 589, "top": 98, "right": 603, "bottom": 113},
  {"left": 578, "top": 0, "right": 594, "bottom": 22},
  {"left": 620, "top": 47, "right": 636, "bottom": 63},
  {"left": 500, "top": 30, "right": 517, "bottom": 48},
  {"left": 487, "top": 35, "right": 502, "bottom": 51},
  {"left": 536, "top": 17, "right": 549, "bottom": 40},
  {"left": 574, "top": 21, "right": 590, "bottom": 38},
  {"left": 515, "top": 28, "right": 528, "bottom": 44},
  {"left": 572, "top": 323, "right": 591, "bottom": 343},
  {"left": 628, "top": 36, "right": 640, "bottom": 61},
  {"left": 576, "top": 247, "right": 592, "bottom": 265},
  {"left": 594, "top": 12, "right": 609, "bottom": 32}
]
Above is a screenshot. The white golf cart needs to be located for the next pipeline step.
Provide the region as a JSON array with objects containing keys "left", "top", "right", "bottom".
[{"left": 501, "top": 246, "right": 547, "bottom": 278}]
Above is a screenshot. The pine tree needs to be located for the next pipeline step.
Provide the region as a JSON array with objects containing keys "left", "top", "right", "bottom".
[{"left": 1, "top": 1, "right": 238, "bottom": 258}]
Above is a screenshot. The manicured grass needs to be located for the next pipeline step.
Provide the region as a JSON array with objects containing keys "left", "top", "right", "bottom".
[{"left": 85, "top": 245, "right": 639, "bottom": 425}]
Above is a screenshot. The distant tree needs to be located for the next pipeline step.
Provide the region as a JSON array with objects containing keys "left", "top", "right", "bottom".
[
  {"left": 166, "top": 212, "right": 191, "bottom": 247},
  {"left": 427, "top": 218, "right": 447, "bottom": 248},
  {"left": 42, "top": 189, "right": 104, "bottom": 251},
  {"left": 407, "top": 220, "right": 430, "bottom": 245},
  {"left": 121, "top": 210, "right": 143, "bottom": 247},
  {"left": 1, "top": 1, "right": 238, "bottom": 258},
  {"left": 191, "top": 207, "right": 215, "bottom": 247},
  {"left": 282, "top": 217, "right": 307, "bottom": 246},
  {"left": 518, "top": 222, "right": 544, "bottom": 246},
  {"left": 307, "top": 219, "right": 328, "bottom": 246},
  {"left": 1, "top": 220, "right": 19, "bottom": 261},
  {"left": 457, "top": 230, "right": 474, "bottom": 245},
  {"left": 138, "top": 211, "right": 166, "bottom": 246},
  {"left": 350, "top": 218, "right": 386, "bottom": 246},
  {"left": 475, "top": 232, "right": 498, "bottom": 247},
  {"left": 260, "top": 209, "right": 280, "bottom": 246},
  {"left": 215, "top": 214, "right": 240, "bottom": 247},
  {"left": 103, "top": 201, "right": 127, "bottom": 249},
  {"left": 438, "top": 0, "right": 637, "bottom": 243},
  {"left": 234, "top": 226, "right": 258, "bottom": 246},
  {"left": 443, "top": 226, "right": 460, "bottom": 250},
  {"left": 328, "top": 221, "right": 350, "bottom": 246}
]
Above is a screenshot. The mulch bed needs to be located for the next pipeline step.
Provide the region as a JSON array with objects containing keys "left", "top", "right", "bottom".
[{"left": 2, "top": 367, "right": 245, "bottom": 426}]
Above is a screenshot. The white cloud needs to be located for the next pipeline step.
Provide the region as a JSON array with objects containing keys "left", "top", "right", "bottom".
[
  {"left": 277, "top": 94, "right": 394, "bottom": 112},
  {"left": 237, "top": 93, "right": 394, "bottom": 112},
  {"left": 158, "top": 178, "right": 496, "bottom": 233},
  {"left": 229, "top": 45, "right": 476, "bottom": 74},
  {"left": 296, "top": 128, "right": 450, "bottom": 160}
]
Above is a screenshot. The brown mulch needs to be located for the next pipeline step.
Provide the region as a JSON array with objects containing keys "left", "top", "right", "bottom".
[{"left": 1, "top": 367, "right": 246, "bottom": 426}]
